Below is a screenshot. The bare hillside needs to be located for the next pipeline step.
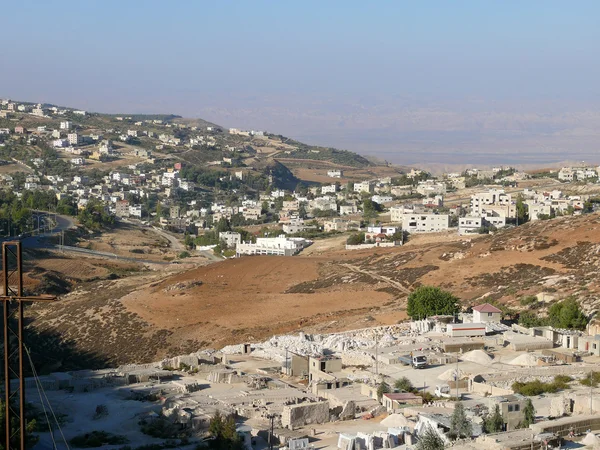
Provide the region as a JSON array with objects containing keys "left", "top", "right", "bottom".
[{"left": 26, "top": 213, "right": 600, "bottom": 369}]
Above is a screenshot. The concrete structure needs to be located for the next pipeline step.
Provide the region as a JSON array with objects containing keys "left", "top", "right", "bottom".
[
  {"left": 354, "top": 181, "right": 373, "bottom": 194},
  {"left": 236, "top": 236, "right": 310, "bottom": 257},
  {"left": 402, "top": 213, "right": 450, "bottom": 233},
  {"left": 327, "top": 170, "right": 342, "bottom": 178},
  {"left": 308, "top": 355, "right": 342, "bottom": 383},
  {"left": 489, "top": 395, "right": 528, "bottom": 431},
  {"left": 473, "top": 303, "right": 502, "bottom": 323},
  {"left": 219, "top": 231, "right": 242, "bottom": 248},
  {"left": 446, "top": 323, "right": 486, "bottom": 337},
  {"left": 382, "top": 393, "right": 423, "bottom": 412},
  {"left": 67, "top": 133, "right": 82, "bottom": 146}
]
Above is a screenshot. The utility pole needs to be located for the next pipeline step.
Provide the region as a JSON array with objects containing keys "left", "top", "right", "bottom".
[
  {"left": 590, "top": 369, "right": 594, "bottom": 415},
  {"left": 1, "top": 241, "right": 57, "bottom": 450},
  {"left": 375, "top": 331, "right": 379, "bottom": 377},
  {"left": 267, "top": 414, "right": 275, "bottom": 450},
  {"left": 456, "top": 353, "right": 459, "bottom": 399}
]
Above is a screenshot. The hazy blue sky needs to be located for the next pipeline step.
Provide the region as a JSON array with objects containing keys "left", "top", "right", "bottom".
[{"left": 2, "top": 1, "right": 600, "bottom": 164}]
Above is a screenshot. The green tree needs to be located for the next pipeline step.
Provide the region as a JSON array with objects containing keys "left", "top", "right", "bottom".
[
  {"left": 518, "top": 311, "right": 547, "bottom": 328},
  {"left": 407, "top": 286, "right": 459, "bottom": 320},
  {"left": 0, "top": 399, "right": 39, "bottom": 449},
  {"left": 394, "top": 377, "right": 414, "bottom": 393},
  {"left": 449, "top": 402, "right": 472, "bottom": 440},
  {"left": 516, "top": 194, "right": 528, "bottom": 224},
  {"left": 547, "top": 298, "right": 588, "bottom": 330},
  {"left": 376, "top": 382, "right": 391, "bottom": 401},
  {"left": 484, "top": 404, "right": 504, "bottom": 433},
  {"left": 208, "top": 411, "right": 244, "bottom": 450},
  {"left": 346, "top": 233, "right": 365, "bottom": 245},
  {"left": 362, "top": 199, "right": 382, "bottom": 220},
  {"left": 522, "top": 399, "right": 536, "bottom": 428},
  {"left": 416, "top": 425, "right": 444, "bottom": 450}
]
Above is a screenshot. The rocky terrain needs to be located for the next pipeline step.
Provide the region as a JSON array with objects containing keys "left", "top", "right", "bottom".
[{"left": 23, "top": 213, "right": 600, "bottom": 370}]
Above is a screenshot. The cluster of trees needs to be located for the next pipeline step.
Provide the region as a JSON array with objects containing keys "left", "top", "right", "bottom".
[
  {"left": 77, "top": 200, "right": 115, "bottom": 231},
  {"left": 407, "top": 286, "right": 459, "bottom": 320},
  {"left": 207, "top": 411, "right": 245, "bottom": 450},
  {"left": 519, "top": 297, "right": 588, "bottom": 330},
  {"left": 0, "top": 190, "right": 76, "bottom": 236},
  {"left": 362, "top": 199, "right": 383, "bottom": 220}
]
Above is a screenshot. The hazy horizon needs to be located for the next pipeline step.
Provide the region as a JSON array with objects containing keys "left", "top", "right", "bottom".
[{"left": 2, "top": 1, "right": 599, "bottom": 166}]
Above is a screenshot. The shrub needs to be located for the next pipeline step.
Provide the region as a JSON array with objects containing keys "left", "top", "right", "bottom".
[
  {"left": 580, "top": 372, "right": 600, "bottom": 387},
  {"left": 394, "top": 377, "right": 415, "bottom": 393},
  {"left": 519, "top": 295, "right": 538, "bottom": 307},
  {"left": 512, "top": 377, "right": 571, "bottom": 396},
  {"left": 70, "top": 431, "right": 128, "bottom": 448}
]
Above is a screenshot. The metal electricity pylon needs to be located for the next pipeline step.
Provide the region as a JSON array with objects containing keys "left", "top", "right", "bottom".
[{"left": 1, "top": 241, "right": 56, "bottom": 450}]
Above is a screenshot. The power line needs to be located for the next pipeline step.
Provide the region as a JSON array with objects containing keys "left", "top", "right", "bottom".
[{"left": 24, "top": 345, "right": 70, "bottom": 450}]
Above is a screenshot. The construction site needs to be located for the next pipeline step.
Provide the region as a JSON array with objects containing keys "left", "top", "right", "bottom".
[{"left": 10, "top": 312, "right": 600, "bottom": 450}]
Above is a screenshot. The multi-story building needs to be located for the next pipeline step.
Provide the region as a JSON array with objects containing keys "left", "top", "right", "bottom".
[
  {"left": 402, "top": 213, "right": 450, "bottom": 233},
  {"left": 67, "top": 133, "right": 82, "bottom": 146},
  {"left": 60, "top": 121, "right": 72, "bottom": 130},
  {"left": 115, "top": 200, "right": 130, "bottom": 218},
  {"left": 321, "top": 184, "right": 338, "bottom": 194},
  {"left": 219, "top": 231, "right": 241, "bottom": 248},
  {"left": 354, "top": 181, "right": 374, "bottom": 194},
  {"left": 416, "top": 180, "right": 446, "bottom": 196},
  {"left": 470, "top": 189, "right": 513, "bottom": 216}
]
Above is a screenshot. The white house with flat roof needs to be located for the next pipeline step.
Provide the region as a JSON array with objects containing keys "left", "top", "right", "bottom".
[
  {"left": 402, "top": 213, "right": 449, "bottom": 233},
  {"left": 236, "top": 236, "right": 310, "bottom": 257}
]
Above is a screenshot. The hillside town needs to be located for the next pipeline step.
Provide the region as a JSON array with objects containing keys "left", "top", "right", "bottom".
[
  {"left": 2, "top": 98, "right": 600, "bottom": 450},
  {"left": 1, "top": 98, "right": 599, "bottom": 260}
]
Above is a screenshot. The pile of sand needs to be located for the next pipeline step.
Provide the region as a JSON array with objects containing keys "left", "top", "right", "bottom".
[
  {"left": 508, "top": 353, "right": 538, "bottom": 366},
  {"left": 461, "top": 350, "right": 493, "bottom": 365},
  {"left": 581, "top": 432, "right": 600, "bottom": 447},
  {"left": 438, "top": 368, "right": 465, "bottom": 381},
  {"left": 381, "top": 414, "right": 410, "bottom": 428}
]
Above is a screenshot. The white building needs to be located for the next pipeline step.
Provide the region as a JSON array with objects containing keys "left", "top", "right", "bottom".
[
  {"left": 354, "top": 181, "right": 374, "bottom": 193},
  {"left": 236, "top": 236, "right": 311, "bottom": 257},
  {"left": 283, "top": 218, "right": 307, "bottom": 234},
  {"left": 458, "top": 217, "right": 483, "bottom": 235},
  {"left": 129, "top": 204, "right": 143, "bottom": 218},
  {"left": 321, "top": 184, "right": 338, "bottom": 194},
  {"left": 339, "top": 204, "right": 357, "bottom": 215},
  {"left": 67, "top": 133, "right": 82, "bottom": 146},
  {"left": 470, "top": 189, "right": 513, "bottom": 216},
  {"left": 219, "top": 231, "right": 241, "bottom": 248},
  {"left": 472, "top": 303, "right": 502, "bottom": 323},
  {"left": 416, "top": 180, "right": 446, "bottom": 196},
  {"left": 60, "top": 121, "right": 72, "bottom": 130},
  {"left": 327, "top": 170, "right": 343, "bottom": 178},
  {"left": 402, "top": 213, "right": 450, "bottom": 233},
  {"left": 372, "top": 195, "right": 393, "bottom": 204},
  {"left": 458, "top": 213, "right": 506, "bottom": 235}
]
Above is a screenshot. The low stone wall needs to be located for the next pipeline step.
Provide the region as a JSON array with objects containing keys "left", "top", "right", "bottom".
[
  {"left": 345, "top": 242, "right": 400, "bottom": 250},
  {"left": 470, "top": 381, "right": 513, "bottom": 396}
]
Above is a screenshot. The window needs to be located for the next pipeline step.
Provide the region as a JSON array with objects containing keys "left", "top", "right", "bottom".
[
  {"left": 514, "top": 404, "right": 520, "bottom": 412},
  {"left": 488, "top": 312, "right": 493, "bottom": 317},
  {"left": 508, "top": 405, "right": 514, "bottom": 412}
]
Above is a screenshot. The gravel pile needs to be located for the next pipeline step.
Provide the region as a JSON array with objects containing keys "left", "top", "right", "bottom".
[
  {"left": 461, "top": 350, "right": 493, "bottom": 365},
  {"left": 508, "top": 353, "right": 539, "bottom": 366}
]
